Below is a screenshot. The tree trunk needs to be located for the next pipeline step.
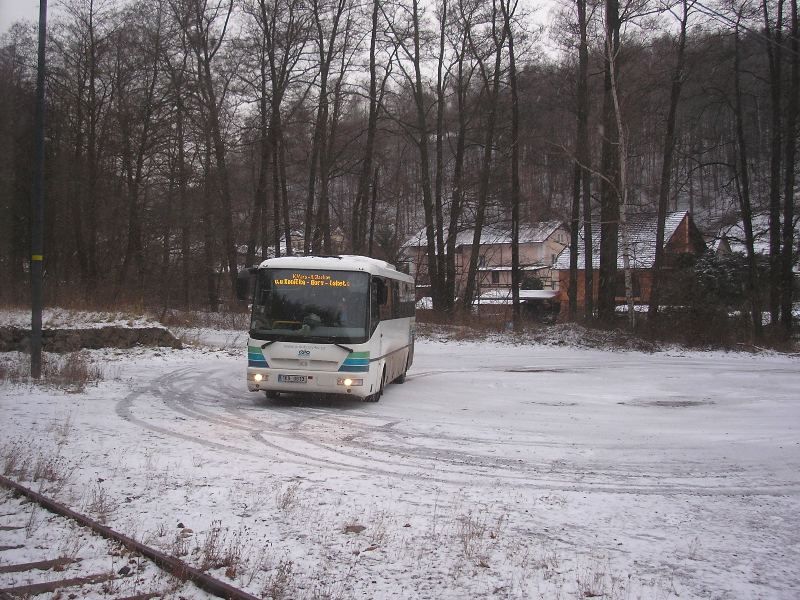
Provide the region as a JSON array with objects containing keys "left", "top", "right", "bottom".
[
  {"left": 649, "top": 0, "right": 689, "bottom": 323},
  {"left": 247, "top": 50, "right": 271, "bottom": 268},
  {"left": 368, "top": 166, "right": 379, "bottom": 255},
  {"left": 352, "top": 0, "right": 380, "bottom": 254},
  {"left": 307, "top": 0, "right": 346, "bottom": 255},
  {"left": 188, "top": 0, "right": 238, "bottom": 298},
  {"left": 780, "top": 0, "right": 798, "bottom": 335},
  {"left": 201, "top": 140, "right": 218, "bottom": 311},
  {"left": 410, "top": 0, "right": 442, "bottom": 309},
  {"left": 577, "top": 0, "right": 593, "bottom": 320},
  {"left": 176, "top": 95, "right": 191, "bottom": 306},
  {"left": 763, "top": 0, "right": 784, "bottom": 327},
  {"left": 569, "top": 161, "right": 581, "bottom": 320},
  {"left": 610, "top": 50, "right": 635, "bottom": 330},
  {"left": 434, "top": 0, "right": 448, "bottom": 298},
  {"left": 445, "top": 33, "right": 470, "bottom": 311},
  {"left": 569, "top": 0, "right": 591, "bottom": 321},
  {"left": 598, "top": 0, "right": 620, "bottom": 323},
  {"left": 462, "top": 5, "right": 505, "bottom": 310},
  {"left": 501, "top": 0, "right": 521, "bottom": 325},
  {"left": 733, "top": 16, "right": 763, "bottom": 341}
]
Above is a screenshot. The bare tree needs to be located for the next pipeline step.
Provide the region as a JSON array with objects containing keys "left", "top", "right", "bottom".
[
  {"left": 381, "top": 0, "right": 443, "bottom": 307},
  {"left": 568, "top": 0, "right": 593, "bottom": 321},
  {"left": 444, "top": 0, "right": 480, "bottom": 310},
  {"left": 500, "top": 0, "right": 521, "bottom": 324},
  {"left": 461, "top": 0, "right": 506, "bottom": 310},
  {"left": 597, "top": 0, "right": 621, "bottom": 323},
  {"left": 245, "top": 0, "right": 310, "bottom": 258},
  {"left": 58, "top": 0, "right": 118, "bottom": 295},
  {"left": 304, "top": 0, "right": 350, "bottom": 254},
  {"left": 732, "top": 4, "right": 763, "bottom": 341},
  {"left": 351, "top": 0, "right": 382, "bottom": 254},
  {"left": 161, "top": 14, "right": 194, "bottom": 304},
  {"left": 762, "top": 0, "right": 784, "bottom": 327},
  {"left": 648, "top": 0, "right": 691, "bottom": 323},
  {"left": 114, "top": 0, "right": 169, "bottom": 297},
  {"left": 780, "top": 0, "right": 798, "bottom": 336},
  {"left": 171, "top": 0, "right": 239, "bottom": 299}
]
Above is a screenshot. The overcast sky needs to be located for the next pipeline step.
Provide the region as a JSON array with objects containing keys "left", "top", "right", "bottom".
[
  {"left": 0, "top": 0, "right": 42, "bottom": 32},
  {"left": 1, "top": 0, "right": 560, "bottom": 50}
]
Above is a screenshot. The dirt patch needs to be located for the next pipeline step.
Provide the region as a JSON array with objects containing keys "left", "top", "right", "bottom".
[
  {"left": 619, "top": 398, "right": 714, "bottom": 408},
  {"left": 0, "top": 326, "right": 182, "bottom": 353}
]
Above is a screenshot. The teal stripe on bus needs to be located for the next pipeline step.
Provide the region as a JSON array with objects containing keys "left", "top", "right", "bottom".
[
  {"left": 338, "top": 365, "right": 369, "bottom": 372},
  {"left": 339, "top": 350, "right": 370, "bottom": 372},
  {"left": 248, "top": 347, "right": 269, "bottom": 368},
  {"left": 341, "top": 358, "right": 369, "bottom": 366}
]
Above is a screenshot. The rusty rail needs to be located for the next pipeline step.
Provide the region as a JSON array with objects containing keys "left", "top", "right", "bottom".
[{"left": 0, "top": 475, "right": 262, "bottom": 600}]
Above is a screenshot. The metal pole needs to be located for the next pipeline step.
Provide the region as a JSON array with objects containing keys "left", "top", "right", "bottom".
[{"left": 31, "top": 0, "right": 48, "bottom": 379}]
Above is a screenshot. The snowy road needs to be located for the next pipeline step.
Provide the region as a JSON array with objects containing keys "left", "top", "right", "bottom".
[
  {"left": 119, "top": 343, "right": 799, "bottom": 496},
  {"left": 3, "top": 338, "right": 800, "bottom": 598}
]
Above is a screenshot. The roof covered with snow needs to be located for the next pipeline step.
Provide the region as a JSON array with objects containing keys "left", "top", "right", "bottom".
[
  {"left": 554, "top": 211, "right": 696, "bottom": 270},
  {"left": 713, "top": 213, "right": 800, "bottom": 260},
  {"left": 403, "top": 221, "right": 565, "bottom": 250},
  {"left": 477, "top": 288, "right": 559, "bottom": 302},
  {"left": 257, "top": 255, "right": 413, "bottom": 282}
]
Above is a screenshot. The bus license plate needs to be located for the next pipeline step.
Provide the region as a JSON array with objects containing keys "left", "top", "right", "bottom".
[{"left": 278, "top": 374, "right": 306, "bottom": 384}]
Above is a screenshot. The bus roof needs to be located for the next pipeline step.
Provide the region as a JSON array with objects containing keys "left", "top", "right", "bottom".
[{"left": 257, "top": 255, "right": 414, "bottom": 283}]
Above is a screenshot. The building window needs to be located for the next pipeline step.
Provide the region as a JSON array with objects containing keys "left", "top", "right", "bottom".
[
  {"left": 478, "top": 255, "right": 486, "bottom": 267},
  {"left": 491, "top": 271, "right": 500, "bottom": 284}
]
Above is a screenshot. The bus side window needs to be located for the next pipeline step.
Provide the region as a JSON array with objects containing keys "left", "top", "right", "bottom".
[
  {"left": 400, "top": 282, "right": 413, "bottom": 317},
  {"left": 380, "top": 279, "right": 393, "bottom": 321},
  {"left": 392, "top": 282, "right": 400, "bottom": 319},
  {"left": 370, "top": 279, "right": 381, "bottom": 333}
]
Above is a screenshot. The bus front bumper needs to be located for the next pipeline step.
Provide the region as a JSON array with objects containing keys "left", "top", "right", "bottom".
[{"left": 247, "top": 368, "right": 375, "bottom": 398}]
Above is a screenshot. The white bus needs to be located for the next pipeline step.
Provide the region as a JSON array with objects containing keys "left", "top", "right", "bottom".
[{"left": 237, "top": 255, "right": 415, "bottom": 402}]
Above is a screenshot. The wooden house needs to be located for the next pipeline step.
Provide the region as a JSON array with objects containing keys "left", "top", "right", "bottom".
[{"left": 553, "top": 211, "right": 706, "bottom": 311}]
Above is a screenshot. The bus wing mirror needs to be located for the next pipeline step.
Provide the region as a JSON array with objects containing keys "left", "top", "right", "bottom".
[{"left": 236, "top": 268, "right": 256, "bottom": 302}]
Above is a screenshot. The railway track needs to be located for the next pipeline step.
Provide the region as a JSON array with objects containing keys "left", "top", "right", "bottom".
[{"left": 0, "top": 475, "right": 260, "bottom": 600}]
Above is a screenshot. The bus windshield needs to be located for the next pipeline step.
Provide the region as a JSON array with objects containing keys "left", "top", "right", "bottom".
[{"left": 249, "top": 268, "right": 370, "bottom": 343}]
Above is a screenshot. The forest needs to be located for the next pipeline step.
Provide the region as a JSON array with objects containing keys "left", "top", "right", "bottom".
[{"left": 0, "top": 0, "right": 797, "bottom": 340}]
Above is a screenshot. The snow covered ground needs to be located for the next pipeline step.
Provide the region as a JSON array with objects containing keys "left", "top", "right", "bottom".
[{"left": 1, "top": 321, "right": 799, "bottom": 599}]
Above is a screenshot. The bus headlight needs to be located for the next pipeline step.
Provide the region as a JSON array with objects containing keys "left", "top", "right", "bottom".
[
  {"left": 254, "top": 373, "right": 263, "bottom": 382},
  {"left": 337, "top": 377, "right": 363, "bottom": 387}
]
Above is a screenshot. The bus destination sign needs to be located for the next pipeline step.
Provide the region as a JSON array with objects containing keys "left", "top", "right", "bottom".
[{"left": 274, "top": 273, "right": 350, "bottom": 288}]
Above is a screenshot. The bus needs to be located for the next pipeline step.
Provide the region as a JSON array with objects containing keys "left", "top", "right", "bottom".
[{"left": 237, "top": 255, "right": 415, "bottom": 402}]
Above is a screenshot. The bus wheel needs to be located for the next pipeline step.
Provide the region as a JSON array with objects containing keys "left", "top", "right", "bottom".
[
  {"left": 363, "top": 368, "right": 386, "bottom": 402},
  {"left": 395, "top": 356, "right": 410, "bottom": 384}
]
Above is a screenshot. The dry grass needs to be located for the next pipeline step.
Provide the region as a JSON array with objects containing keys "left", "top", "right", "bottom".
[
  {"left": 168, "top": 528, "right": 192, "bottom": 557},
  {"left": 275, "top": 481, "right": 303, "bottom": 511},
  {"left": 160, "top": 308, "right": 249, "bottom": 330},
  {"left": 195, "top": 521, "right": 247, "bottom": 578},
  {"left": 1, "top": 436, "right": 78, "bottom": 496},
  {"left": 0, "top": 351, "right": 103, "bottom": 392},
  {"left": 85, "top": 483, "right": 120, "bottom": 524},
  {"left": 262, "top": 558, "right": 295, "bottom": 600}
]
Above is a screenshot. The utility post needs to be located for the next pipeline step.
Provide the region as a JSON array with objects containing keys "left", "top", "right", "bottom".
[{"left": 31, "top": 0, "right": 48, "bottom": 379}]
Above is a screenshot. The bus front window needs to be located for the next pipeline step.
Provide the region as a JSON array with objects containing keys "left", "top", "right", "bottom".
[{"left": 250, "top": 269, "right": 369, "bottom": 343}]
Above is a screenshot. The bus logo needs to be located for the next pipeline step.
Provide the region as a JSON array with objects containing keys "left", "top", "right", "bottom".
[{"left": 298, "top": 350, "right": 311, "bottom": 357}]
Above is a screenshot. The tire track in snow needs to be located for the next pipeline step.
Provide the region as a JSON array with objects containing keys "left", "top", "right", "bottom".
[{"left": 115, "top": 361, "right": 800, "bottom": 497}]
